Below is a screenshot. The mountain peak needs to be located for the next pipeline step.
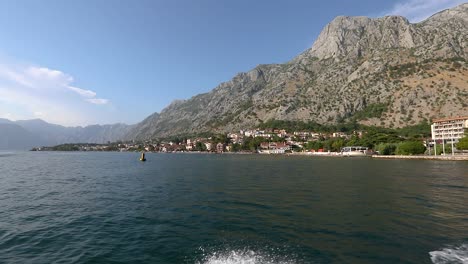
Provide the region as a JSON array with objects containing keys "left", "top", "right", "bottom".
[
  {"left": 307, "top": 3, "right": 468, "bottom": 60},
  {"left": 127, "top": 6, "right": 467, "bottom": 139},
  {"left": 308, "top": 14, "right": 413, "bottom": 59},
  {"left": 424, "top": 3, "right": 468, "bottom": 23},
  {"left": 0, "top": 118, "right": 14, "bottom": 124}
]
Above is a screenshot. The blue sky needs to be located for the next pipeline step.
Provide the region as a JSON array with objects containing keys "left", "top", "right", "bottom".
[{"left": 0, "top": 0, "right": 464, "bottom": 126}]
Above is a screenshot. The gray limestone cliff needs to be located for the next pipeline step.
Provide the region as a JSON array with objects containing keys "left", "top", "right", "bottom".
[{"left": 128, "top": 3, "right": 468, "bottom": 139}]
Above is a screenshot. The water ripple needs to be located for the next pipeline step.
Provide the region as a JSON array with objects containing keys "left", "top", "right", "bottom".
[{"left": 0, "top": 152, "right": 466, "bottom": 263}]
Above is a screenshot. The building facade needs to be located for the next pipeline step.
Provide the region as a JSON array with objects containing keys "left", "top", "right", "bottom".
[
  {"left": 216, "top": 143, "right": 225, "bottom": 153},
  {"left": 431, "top": 116, "right": 468, "bottom": 143},
  {"left": 258, "top": 142, "right": 291, "bottom": 154}
]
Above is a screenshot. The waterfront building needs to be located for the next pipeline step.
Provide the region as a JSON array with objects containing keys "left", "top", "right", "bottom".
[
  {"left": 204, "top": 142, "right": 212, "bottom": 151},
  {"left": 186, "top": 143, "right": 193, "bottom": 151},
  {"left": 332, "top": 132, "right": 347, "bottom": 138},
  {"left": 243, "top": 130, "right": 254, "bottom": 137},
  {"left": 258, "top": 142, "right": 291, "bottom": 154},
  {"left": 216, "top": 143, "right": 225, "bottom": 153},
  {"left": 431, "top": 116, "right": 468, "bottom": 143}
]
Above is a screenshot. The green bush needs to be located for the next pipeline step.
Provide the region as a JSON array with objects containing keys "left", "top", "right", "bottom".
[
  {"left": 375, "top": 143, "right": 397, "bottom": 155},
  {"left": 396, "top": 141, "right": 426, "bottom": 155},
  {"left": 457, "top": 136, "right": 468, "bottom": 150}
]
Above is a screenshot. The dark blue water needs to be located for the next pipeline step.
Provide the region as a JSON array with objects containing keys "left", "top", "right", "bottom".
[{"left": 0, "top": 152, "right": 467, "bottom": 264}]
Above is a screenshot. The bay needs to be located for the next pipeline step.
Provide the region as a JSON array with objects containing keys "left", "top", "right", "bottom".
[{"left": 0, "top": 152, "right": 467, "bottom": 263}]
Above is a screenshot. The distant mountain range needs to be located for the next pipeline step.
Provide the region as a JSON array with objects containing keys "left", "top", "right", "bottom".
[
  {"left": 2, "top": 4, "right": 467, "bottom": 148},
  {"left": 127, "top": 3, "right": 468, "bottom": 139},
  {"left": 0, "top": 118, "right": 133, "bottom": 150}
]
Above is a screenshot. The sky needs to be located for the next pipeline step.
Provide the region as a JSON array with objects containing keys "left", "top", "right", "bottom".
[{"left": 0, "top": 0, "right": 464, "bottom": 126}]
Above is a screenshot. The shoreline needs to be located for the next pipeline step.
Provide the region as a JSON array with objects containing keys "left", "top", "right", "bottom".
[
  {"left": 25, "top": 150, "right": 468, "bottom": 161},
  {"left": 372, "top": 155, "right": 468, "bottom": 161}
]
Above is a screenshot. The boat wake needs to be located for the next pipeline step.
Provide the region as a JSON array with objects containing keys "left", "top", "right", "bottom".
[
  {"left": 196, "top": 248, "right": 297, "bottom": 264},
  {"left": 429, "top": 244, "right": 468, "bottom": 264}
]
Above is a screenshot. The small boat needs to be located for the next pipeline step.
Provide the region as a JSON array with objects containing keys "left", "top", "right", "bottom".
[{"left": 139, "top": 152, "right": 146, "bottom": 161}]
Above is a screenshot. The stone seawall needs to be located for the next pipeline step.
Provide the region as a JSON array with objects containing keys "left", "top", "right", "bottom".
[{"left": 372, "top": 155, "right": 468, "bottom": 161}]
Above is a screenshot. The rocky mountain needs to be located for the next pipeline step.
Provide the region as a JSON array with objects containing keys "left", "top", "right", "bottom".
[
  {"left": 128, "top": 4, "right": 467, "bottom": 140},
  {"left": 0, "top": 123, "right": 45, "bottom": 150},
  {"left": 0, "top": 118, "right": 14, "bottom": 124},
  {"left": 0, "top": 119, "right": 133, "bottom": 150}
]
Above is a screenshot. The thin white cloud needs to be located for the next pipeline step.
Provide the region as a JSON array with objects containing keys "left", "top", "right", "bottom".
[
  {"left": 68, "top": 86, "right": 97, "bottom": 98},
  {"left": 86, "top": 98, "right": 109, "bottom": 105},
  {"left": 0, "top": 112, "right": 13, "bottom": 120},
  {"left": 0, "top": 63, "right": 107, "bottom": 103},
  {"left": 384, "top": 0, "right": 465, "bottom": 22},
  {"left": 0, "top": 60, "right": 111, "bottom": 125},
  {"left": 0, "top": 65, "right": 33, "bottom": 87},
  {"left": 34, "top": 111, "right": 44, "bottom": 117},
  {"left": 26, "top": 66, "right": 71, "bottom": 83}
]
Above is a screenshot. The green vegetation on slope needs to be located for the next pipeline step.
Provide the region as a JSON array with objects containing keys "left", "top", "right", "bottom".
[
  {"left": 456, "top": 129, "right": 468, "bottom": 150},
  {"left": 350, "top": 103, "right": 388, "bottom": 121},
  {"left": 259, "top": 119, "right": 430, "bottom": 138}
]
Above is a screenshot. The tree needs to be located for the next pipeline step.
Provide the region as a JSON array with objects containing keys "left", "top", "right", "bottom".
[
  {"left": 270, "top": 134, "right": 285, "bottom": 143},
  {"left": 242, "top": 136, "right": 267, "bottom": 151},
  {"left": 194, "top": 142, "right": 207, "bottom": 151},
  {"left": 457, "top": 137, "right": 468, "bottom": 150},
  {"left": 456, "top": 129, "right": 468, "bottom": 150},
  {"left": 331, "top": 138, "right": 345, "bottom": 152},
  {"left": 304, "top": 141, "right": 323, "bottom": 151},
  {"left": 396, "top": 141, "right": 426, "bottom": 155},
  {"left": 231, "top": 143, "right": 241, "bottom": 152},
  {"left": 346, "top": 134, "right": 362, "bottom": 146},
  {"left": 213, "top": 134, "right": 230, "bottom": 144},
  {"left": 52, "top": 144, "right": 79, "bottom": 151},
  {"left": 375, "top": 143, "right": 397, "bottom": 155}
]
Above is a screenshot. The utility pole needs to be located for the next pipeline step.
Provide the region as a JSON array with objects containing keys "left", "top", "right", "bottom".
[
  {"left": 442, "top": 133, "right": 445, "bottom": 155},
  {"left": 451, "top": 130, "right": 455, "bottom": 156}
]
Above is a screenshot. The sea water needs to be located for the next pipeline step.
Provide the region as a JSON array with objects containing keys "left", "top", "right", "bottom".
[{"left": 0, "top": 152, "right": 467, "bottom": 263}]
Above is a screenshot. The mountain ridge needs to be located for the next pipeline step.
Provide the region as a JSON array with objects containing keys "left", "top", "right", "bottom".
[
  {"left": 2, "top": 4, "right": 466, "bottom": 145},
  {"left": 0, "top": 118, "right": 134, "bottom": 150},
  {"left": 127, "top": 3, "right": 468, "bottom": 140}
]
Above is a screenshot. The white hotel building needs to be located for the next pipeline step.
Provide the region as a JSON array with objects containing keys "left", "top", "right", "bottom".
[{"left": 431, "top": 116, "right": 468, "bottom": 143}]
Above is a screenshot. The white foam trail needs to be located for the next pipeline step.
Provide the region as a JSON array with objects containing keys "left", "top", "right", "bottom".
[
  {"left": 429, "top": 244, "right": 468, "bottom": 264},
  {"left": 198, "top": 249, "right": 296, "bottom": 264}
]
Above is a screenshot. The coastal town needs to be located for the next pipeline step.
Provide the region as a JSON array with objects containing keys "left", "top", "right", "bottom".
[
  {"left": 32, "top": 116, "right": 468, "bottom": 158},
  {"left": 33, "top": 128, "right": 355, "bottom": 154}
]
